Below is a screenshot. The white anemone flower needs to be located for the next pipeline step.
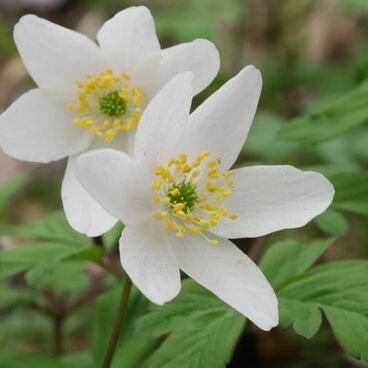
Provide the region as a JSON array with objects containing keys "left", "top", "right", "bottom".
[
  {"left": 0, "top": 6, "right": 220, "bottom": 236},
  {"left": 74, "top": 68, "right": 334, "bottom": 330}
]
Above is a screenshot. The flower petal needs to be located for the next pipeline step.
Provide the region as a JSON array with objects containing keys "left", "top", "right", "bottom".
[
  {"left": 131, "top": 51, "right": 162, "bottom": 103},
  {"left": 210, "top": 165, "right": 335, "bottom": 239},
  {"left": 179, "top": 65, "right": 262, "bottom": 171},
  {"left": 75, "top": 149, "right": 153, "bottom": 226},
  {"left": 0, "top": 89, "right": 93, "bottom": 163},
  {"left": 97, "top": 6, "right": 160, "bottom": 74},
  {"left": 120, "top": 221, "right": 181, "bottom": 305},
  {"left": 159, "top": 39, "right": 220, "bottom": 95},
  {"left": 173, "top": 235, "right": 278, "bottom": 331},
  {"left": 62, "top": 156, "right": 117, "bottom": 237},
  {"left": 14, "top": 15, "right": 107, "bottom": 96},
  {"left": 134, "top": 73, "right": 193, "bottom": 175}
]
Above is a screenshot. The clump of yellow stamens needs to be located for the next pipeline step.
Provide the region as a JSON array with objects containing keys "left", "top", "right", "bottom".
[
  {"left": 151, "top": 151, "right": 237, "bottom": 245},
  {"left": 68, "top": 68, "right": 144, "bottom": 142}
]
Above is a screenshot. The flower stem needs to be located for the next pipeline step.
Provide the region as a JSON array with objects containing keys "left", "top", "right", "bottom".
[{"left": 102, "top": 276, "right": 133, "bottom": 368}]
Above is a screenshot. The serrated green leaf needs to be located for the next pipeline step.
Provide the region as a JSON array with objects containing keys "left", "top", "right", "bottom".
[
  {"left": 260, "top": 238, "right": 335, "bottom": 289},
  {"left": 324, "top": 306, "right": 368, "bottom": 362},
  {"left": 315, "top": 209, "right": 349, "bottom": 236},
  {"left": 149, "top": 312, "right": 244, "bottom": 368},
  {"left": 278, "top": 298, "right": 322, "bottom": 339},
  {"left": 0, "top": 241, "right": 95, "bottom": 280},
  {"left": 277, "top": 260, "right": 368, "bottom": 361},
  {"left": 0, "top": 210, "right": 92, "bottom": 247},
  {"left": 278, "top": 81, "right": 368, "bottom": 143},
  {"left": 92, "top": 282, "right": 159, "bottom": 368},
  {"left": 136, "top": 280, "right": 244, "bottom": 368}
]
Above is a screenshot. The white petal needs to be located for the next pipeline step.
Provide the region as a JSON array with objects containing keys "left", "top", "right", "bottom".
[
  {"left": 210, "top": 165, "right": 335, "bottom": 239},
  {"left": 159, "top": 39, "right": 220, "bottom": 95},
  {"left": 14, "top": 15, "right": 107, "bottom": 96},
  {"left": 0, "top": 89, "right": 92, "bottom": 163},
  {"left": 97, "top": 6, "right": 160, "bottom": 74},
  {"left": 75, "top": 149, "right": 153, "bottom": 226},
  {"left": 173, "top": 235, "right": 278, "bottom": 330},
  {"left": 62, "top": 156, "right": 117, "bottom": 237},
  {"left": 134, "top": 73, "right": 193, "bottom": 175},
  {"left": 120, "top": 221, "right": 181, "bottom": 305},
  {"left": 131, "top": 51, "right": 162, "bottom": 103},
  {"left": 179, "top": 65, "right": 262, "bottom": 171}
]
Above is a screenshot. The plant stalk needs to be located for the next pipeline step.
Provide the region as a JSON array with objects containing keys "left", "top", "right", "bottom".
[{"left": 102, "top": 276, "right": 133, "bottom": 368}]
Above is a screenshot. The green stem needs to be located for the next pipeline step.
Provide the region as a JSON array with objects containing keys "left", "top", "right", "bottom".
[{"left": 102, "top": 276, "right": 133, "bottom": 368}]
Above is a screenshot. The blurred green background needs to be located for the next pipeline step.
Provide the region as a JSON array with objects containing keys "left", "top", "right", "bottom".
[{"left": 0, "top": 0, "right": 367, "bottom": 367}]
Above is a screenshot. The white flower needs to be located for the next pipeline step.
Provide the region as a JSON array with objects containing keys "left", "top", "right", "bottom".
[
  {"left": 0, "top": 6, "right": 220, "bottom": 236},
  {"left": 74, "top": 67, "right": 334, "bottom": 331}
]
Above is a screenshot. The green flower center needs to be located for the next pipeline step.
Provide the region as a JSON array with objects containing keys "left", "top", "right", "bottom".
[
  {"left": 99, "top": 90, "right": 127, "bottom": 117},
  {"left": 168, "top": 181, "right": 199, "bottom": 213}
]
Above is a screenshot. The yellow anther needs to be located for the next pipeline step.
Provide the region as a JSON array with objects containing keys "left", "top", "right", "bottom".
[
  {"left": 221, "top": 190, "right": 232, "bottom": 197},
  {"left": 152, "top": 211, "right": 168, "bottom": 219},
  {"left": 183, "top": 163, "right": 191, "bottom": 173},
  {"left": 162, "top": 197, "right": 171, "bottom": 206},
  {"left": 187, "top": 226, "right": 201, "bottom": 235},
  {"left": 223, "top": 171, "right": 232, "bottom": 178},
  {"left": 67, "top": 102, "right": 75, "bottom": 111},
  {"left": 179, "top": 153, "right": 187, "bottom": 163},
  {"left": 196, "top": 150, "right": 209, "bottom": 161},
  {"left": 169, "top": 188, "right": 180, "bottom": 196},
  {"left": 208, "top": 169, "right": 219, "bottom": 179},
  {"left": 151, "top": 180, "right": 162, "bottom": 190},
  {"left": 208, "top": 160, "right": 218, "bottom": 168},
  {"left": 206, "top": 181, "right": 217, "bottom": 192},
  {"left": 151, "top": 151, "right": 237, "bottom": 244},
  {"left": 229, "top": 214, "right": 238, "bottom": 220},
  {"left": 199, "top": 219, "right": 210, "bottom": 229},
  {"left": 69, "top": 69, "right": 144, "bottom": 142},
  {"left": 168, "top": 158, "right": 177, "bottom": 166},
  {"left": 152, "top": 194, "right": 160, "bottom": 203},
  {"left": 176, "top": 210, "right": 186, "bottom": 219},
  {"left": 173, "top": 203, "right": 185, "bottom": 212}
]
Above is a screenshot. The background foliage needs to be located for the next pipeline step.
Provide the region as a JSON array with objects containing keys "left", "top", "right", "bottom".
[{"left": 0, "top": 0, "right": 367, "bottom": 367}]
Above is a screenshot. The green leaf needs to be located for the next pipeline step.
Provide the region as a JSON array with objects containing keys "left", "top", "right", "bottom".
[
  {"left": 0, "top": 282, "right": 33, "bottom": 309},
  {"left": 315, "top": 209, "right": 349, "bottom": 236},
  {"left": 92, "top": 282, "right": 159, "bottom": 368},
  {"left": 277, "top": 260, "right": 368, "bottom": 361},
  {"left": 260, "top": 238, "right": 335, "bottom": 289},
  {"left": 278, "top": 298, "right": 322, "bottom": 339},
  {"left": 25, "top": 262, "right": 89, "bottom": 293},
  {"left": 328, "top": 171, "right": 368, "bottom": 215},
  {"left": 136, "top": 280, "right": 244, "bottom": 368},
  {"left": 60, "top": 351, "right": 95, "bottom": 368},
  {"left": 0, "top": 173, "right": 29, "bottom": 216},
  {"left": 0, "top": 210, "right": 91, "bottom": 247},
  {"left": 0, "top": 351, "right": 71, "bottom": 368},
  {"left": 243, "top": 112, "right": 297, "bottom": 161},
  {"left": 278, "top": 81, "right": 368, "bottom": 143},
  {"left": 0, "top": 241, "right": 96, "bottom": 280},
  {"left": 324, "top": 306, "right": 368, "bottom": 361},
  {"left": 103, "top": 222, "right": 124, "bottom": 252}
]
